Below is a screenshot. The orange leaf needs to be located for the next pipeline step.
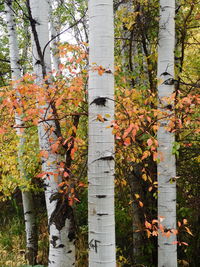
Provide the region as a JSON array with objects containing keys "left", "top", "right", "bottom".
[
  {"left": 0, "top": 128, "right": 6, "bottom": 134},
  {"left": 68, "top": 198, "right": 73, "bottom": 206},
  {"left": 70, "top": 147, "right": 75, "bottom": 160},
  {"left": 97, "top": 66, "right": 105, "bottom": 76},
  {"left": 37, "top": 172, "right": 46, "bottom": 178},
  {"left": 171, "top": 229, "right": 178, "bottom": 235},
  {"left": 64, "top": 172, "right": 69, "bottom": 178},
  {"left": 152, "top": 231, "right": 158, "bottom": 236},
  {"left": 78, "top": 182, "right": 86, "bottom": 187},
  {"left": 39, "top": 150, "right": 49, "bottom": 159},
  {"left": 165, "top": 231, "right": 171, "bottom": 238},
  {"left": 74, "top": 197, "right": 80, "bottom": 202},
  {"left": 142, "top": 151, "right": 150, "bottom": 160},
  {"left": 183, "top": 219, "right": 188, "bottom": 225},
  {"left": 148, "top": 186, "right": 153, "bottom": 192},
  {"left": 145, "top": 220, "right": 152, "bottom": 229},
  {"left": 185, "top": 226, "right": 193, "bottom": 236},
  {"left": 51, "top": 142, "right": 59, "bottom": 153},
  {"left": 97, "top": 114, "right": 105, "bottom": 122},
  {"left": 123, "top": 123, "right": 134, "bottom": 139},
  {"left": 153, "top": 152, "right": 158, "bottom": 161},
  {"left": 60, "top": 162, "right": 65, "bottom": 168},
  {"left": 147, "top": 138, "right": 153, "bottom": 147},
  {"left": 139, "top": 201, "right": 144, "bottom": 207},
  {"left": 181, "top": 242, "right": 189, "bottom": 246},
  {"left": 124, "top": 137, "right": 131, "bottom": 146}
]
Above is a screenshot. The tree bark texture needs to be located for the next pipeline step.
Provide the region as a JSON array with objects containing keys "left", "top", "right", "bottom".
[
  {"left": 5, "top": 0, "right": 38, "bottom": 264},
  {"left": 29, "top": 0, "right": 75, "bottom": 266},
  {"left": 157, "top": 0, "right": 177, "bottom": 266},
  {"left": 88, "top": 0, "right": 116, "bottom": 266},
  {"left": 48, "top": 0, "right": 61, "bottom": 72}
]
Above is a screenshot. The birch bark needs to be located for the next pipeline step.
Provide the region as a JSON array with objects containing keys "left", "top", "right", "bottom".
[
  {"left": 28, "top": 0, "right": 75, "bottom": 266},
  {"left": 157, "top": 0, "right": 177, "bottom": 266},
  {"left": 5, "top": 0, "right": 38, "bottom": 264},
  {"left": 88, "top": 0, "right": 116, "bottom": 266},
  {"left": 48, "top": 0, "right": 61, "bottom": 72}
]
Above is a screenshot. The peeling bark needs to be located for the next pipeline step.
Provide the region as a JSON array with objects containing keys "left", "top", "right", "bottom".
[{"left": 28, "top": 0, "right": 75, "bottom": 266}]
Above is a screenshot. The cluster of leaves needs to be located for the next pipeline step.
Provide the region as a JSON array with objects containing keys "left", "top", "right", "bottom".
[{"left": 0, "top": 43, "right": 88, "bottom": 204}]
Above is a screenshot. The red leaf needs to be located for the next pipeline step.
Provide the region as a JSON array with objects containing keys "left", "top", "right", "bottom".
[
  {"left": 122, "top": 123, "right": 134, "bottom": 139},
  {"left": 64, "top": 172, "right": 69, "bottom": 178},
  {"left": 147, "top": 138, "right": 153, "bottom": 147}
]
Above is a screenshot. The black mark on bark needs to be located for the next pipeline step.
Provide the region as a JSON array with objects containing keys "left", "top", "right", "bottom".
[
  {"left": 57, "top": 244, "right": 65, "bottom": 248},
  {"left": 51, "top": 236, "right": 59, "bottom": 248},
  {"left": 90, "top": 97, "right": 107, "bottom": 106},
  {"left": 97, "top": 213, "right": 108, "bottom": 216},
  {"left": 49, "top": 193, "right": 75, "bottom": 242},
  {"left": 89, "top": 239, "right": 101, "bottom": 253},
  {"left": 96, "top": 195, "right": 106, "bottom": 198}
]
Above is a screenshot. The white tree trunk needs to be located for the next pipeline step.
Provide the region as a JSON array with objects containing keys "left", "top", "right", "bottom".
[
  {"left": 48, "top": 0, "right": 61, "bottom": 71},
  {"left": 5, "top": 0, "right": 38, "bottom": 264},
  {"left": 157, "top": 0, "right": 177, "bottom": 266},
  {"left": 29, "top": 0, "right": 75, "bottom": 266},
  {"left": 88, "top": 0, "right": 116, "bottom": 266}
]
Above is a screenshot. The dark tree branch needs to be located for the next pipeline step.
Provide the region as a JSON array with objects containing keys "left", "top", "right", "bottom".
[
  {"left": 42, "top": 8, "right": 88, "bottom": 60},
  {"left": 26, "top": 0, "right": 46, "bottom": 77}
]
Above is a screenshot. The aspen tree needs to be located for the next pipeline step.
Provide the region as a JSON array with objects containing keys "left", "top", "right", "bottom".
[
  {"left": 5, "top": 0, "right": 38, "bottom": 264},
  {"left": 28, "top": 0, "right": 75, "bottom": 265},
  {"left": 157, "top": 0, "right": 177, "bottom": 266},
  {"left": 88, "top": 0, "right": 116, "bottom": 266}
]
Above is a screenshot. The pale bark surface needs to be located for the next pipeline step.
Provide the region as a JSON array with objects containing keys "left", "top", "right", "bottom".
[
  {"left": 29, "top": 0, "right": 75, "bottom": 266},
  {"left": 48, "top": 0, "right": 61, "bottom": 72},
  {"left": 88, "top": 0, "right": 116, "bottom": 266},
  {"left": 157, "top": 0, "right": 177, "bottom": 266},
  {"left": 5, "top": 0, "right": 38, "bottom": 264}
]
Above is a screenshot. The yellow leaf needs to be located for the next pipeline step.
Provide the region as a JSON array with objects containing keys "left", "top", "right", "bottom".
[
  {"left": 135, "top": 194, "right": 140, "bottom": 199},
  {"left": 121, "top": 179, "right": 127, "bottom": 186},
  {"left": 185, "top": 226, "right": 193, "bottom": 236},
  {"left": 148, "top": 186, "right": 153, "bottom": 192},
  {"left": 105, "top": 113, "right": 111, "bottom": 118},
  {"left": 142, "top": 173, "right": 147, "bottom": 181}
]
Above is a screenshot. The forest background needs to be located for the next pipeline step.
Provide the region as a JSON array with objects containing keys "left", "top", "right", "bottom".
[{"left": 0, "top": 0, "right": 199, "bottom": 266}]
